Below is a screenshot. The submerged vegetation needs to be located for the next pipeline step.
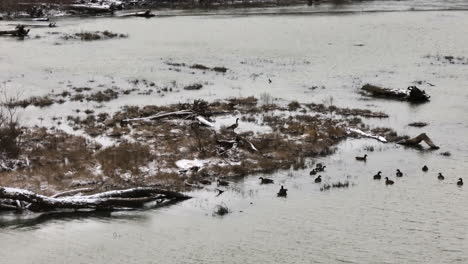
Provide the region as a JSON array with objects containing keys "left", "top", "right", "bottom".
[{"left": 62, "top": 31, "right": 128, "bottom": 41}]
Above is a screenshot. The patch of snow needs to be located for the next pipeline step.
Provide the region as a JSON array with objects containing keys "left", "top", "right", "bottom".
[{"left": 175, "top": 159, "right": 207, "bottom": 170}]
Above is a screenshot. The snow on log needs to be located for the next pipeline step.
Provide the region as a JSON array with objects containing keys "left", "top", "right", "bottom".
[
  {"left": 122, "top": 110, "right": 193, "bottom": 123},
  {"left": 0, "top": 187, "right": 190, "bottom": 212},
  {"left": 347, "top": 128, "right": 387, "bottom": 143},
  {"left": 196, "top": 116, "right": 214, "bottom": 127}
]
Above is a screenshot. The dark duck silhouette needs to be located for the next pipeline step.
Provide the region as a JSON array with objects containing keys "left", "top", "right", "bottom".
[
  {"left": 215, "top": 188, "right": 225, "bottom": 197},
  {"left": 373, "top": 171, "right": 382, "bottom": 180},
  {"left": 217, "top": 179, "right": 229, "bottom": 187},
  {"left": 457, "top": 178, "right": 463, "bottom": 186},
  {"left": 396, "top": 169, "right": 403, "bottom": 177},
  {"left": 277, "top": 185, "right": 287, "bottom": 197},
  {"left": 227, "top": 118, "right": 239, "bottom": 130},
  {"left": 314, "top": 175, "right": 322, "bottom": 183},
  {"left": 355, "top": 154, "right": 367, "bottom": 161},
  {"left": 437, "top": 173, "right": 444, "bottom": 180},
  {"left": 309, "top": 169, "right": 317, "bottom": 176},
  {"left": 259, "top": 177, "right": 274, "bottom": 184},
  {"left": 385, "top": 177, "right": 394, "bottom": 185},
  {"left": 316, "top": 165, "right": 326, "bottom": 172},
  {"left": 422, "top": 165, "right": 428, "bottom": 172}
]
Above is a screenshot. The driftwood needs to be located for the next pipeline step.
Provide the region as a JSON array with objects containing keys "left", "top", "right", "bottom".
[
  {"left": 347, "top": 128, "right": 387, "bottom": 143},
  {"left": 397, "top": 133, "right": 439, "bottom": 149},
  {"left": 8, "top": 23, "right": 56, "bottom": 28},
  {"left": 122, "top": 10, "right": 156, "bottom": 18},
  {"left": 0, "top": 26, "right": 30, "bottom": 37},
  {"left": 361, "top": 84, "right": 430, "bottom": 102},
  {"left": 0, "top": 186, "right": 190, "bottom": 212},
  {"left": 122, "top": 110, "right": 193, "bottom": 123}
]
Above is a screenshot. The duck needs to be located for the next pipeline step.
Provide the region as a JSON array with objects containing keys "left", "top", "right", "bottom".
[
  {"left": 437, "top": 173, "right": 444, "bottom": 180},
  {"left": 385, "top": 177, "right": 394, "bottom": 185},
  {"left": 355, "top": 154, "right": 367, "bottom": 161},
  {"left": 277, "top": 185, "right": 287, "bottom": 197},
  {"left": 457, "top": 178, "right": 463, "bottom": 186},
  {"left": 268, "top": 78, "right": 272, "bottom": 84},
  {"left": 422, "top": 165, "right": 428, "bottom": 172},
  {"left": 314, "top": 175, "right": 322, "bottom": 183},
  {"left": 315, "top": 163, "right": 324, "bottom": 169},
  {"left": 215, "top": 188, "right": 225, "bottom": 197},
  {"left": 373, "top": 171, "right": 382, "bottom": 180},
  {"left": 217, "top": 179, "right": 229, "bottom": 187},
  {"left": 226, "top": 118, "right": 239, "bottom": 130},
  {"left": 309, "top": 169, "right": 317, "bottom": 176},
  {"left": 316, "top": 165, "right": 326, "bottom": 172},
  {"left": 259, "top": 177, "right": 274, "bottom": 184},
  {"left": 396, "top": 169, "right": 403, "bottom": 177}
]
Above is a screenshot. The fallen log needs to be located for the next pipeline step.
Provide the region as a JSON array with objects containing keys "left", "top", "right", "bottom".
[
  {"left": 51, "top": 187, "right": 95, "bottom": 198},
  {"left": 8, "top": 23, "right": 56, "bottom": 28},
  {"left": 0, "top": 26, "right": 30, "bottom": 37},
  {"left": 121, "top": 110, "right": 193, "bottom": 123},
  {"left": 347, "top": 128, "right": 387, "bottom": 143},
  {"left": 0, "top": 186, "right": 190, "bottom": 212},
  {"left": 397, "top": 133, "right": 439, "bottom": 149},
  {"left": 361, "top": 84, "right": 430, "bottom": 103},
  {"left": 121, "top": 10, "right": 156, "bottom": 18}
]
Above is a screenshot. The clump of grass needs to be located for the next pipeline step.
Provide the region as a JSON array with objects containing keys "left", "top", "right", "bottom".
[
  {"left": 440, "top": 151, "right": 451, "bottom": 157},
  {"left": 76, "top": 32, "right": 101, "bottom": 41},
  {"left": 6, "top": 96, "right": 55, "bottom": 108},
  {"left": 96, "top": 142, "right": 152, "bottom": 179},
  {"left": 190, "top": 64, "right": 210, "bottom": 70},
  {"left": 65, "top": 31, "right": 128, "bottom": 41},
  {"left": 86, "top": 89, "right": 119, "bottom": 102},
  {"left": 288, "top": 100, "right": 301, "bottom": 111},
  {"left": 213, "top": 204, "right": 230, "bottom": 216}
]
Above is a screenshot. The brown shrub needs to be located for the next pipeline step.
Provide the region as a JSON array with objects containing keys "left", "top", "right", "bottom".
[{"left": 96, "top": 142, "right": 152, "bottom": 178}]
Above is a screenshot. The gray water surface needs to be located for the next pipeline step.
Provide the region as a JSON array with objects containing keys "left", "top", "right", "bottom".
[{"left": 1, "top": 1, "right": 467, "bottom": 263}]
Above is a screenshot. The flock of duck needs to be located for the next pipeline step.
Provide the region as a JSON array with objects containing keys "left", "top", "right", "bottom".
[
  {"left": 258, "top": 154, "right": 463, "bottom": 198},
  {"left": 221, "top": 118, "right": 463, "bottom": 198}
]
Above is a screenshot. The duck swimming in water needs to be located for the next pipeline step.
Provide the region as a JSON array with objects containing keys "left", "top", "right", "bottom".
[
  {"left": 277, "top": 185, "right": 287, "bottom": 197},
  {"left": 355, "top": 154, "right": 367, "bottom": 161},
  {"left": 385, "top": 177, "right": 394, "bottom": 185},
  {"left": 396, "top": 169, "right": 403, "bottom": 177},
  {"left": 310, "top": 169, "right": 317, "bottom": 176},
  {"left": 259, "top": 177, "right": 274, "bottom": 184},
  {"left": 316, "top": 165, "right": 326, "bottom": 172},
  {"left": 314, "top": 175, "right": 322, "bottom": 183},
  {"left": 422, "top": 165, "right": 428, "bottom": 172},
  {"left": 437, "top": 173, "right": 445, "bottom": 180},
  {"left": 457, "top": 178, "right": 463, "bottom": 186},
  {"left": 373, "top": 171, "right": 382, "bottom": 180}
]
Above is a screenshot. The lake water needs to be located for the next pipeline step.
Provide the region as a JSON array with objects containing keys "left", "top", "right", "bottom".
[{"left": 1, "top": 1, "right": 468, "bottom": 263}]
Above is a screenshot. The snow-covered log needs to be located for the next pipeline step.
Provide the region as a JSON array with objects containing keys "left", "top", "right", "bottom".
[
  {"left": 122, "top": 110, "right": 193, "bottom": 123},
  {"left": 347, "top": 128, "right": 387, "bottom": 143},
  {"left": 0, "top": 187, "right": 190, "bottom": 212}
]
